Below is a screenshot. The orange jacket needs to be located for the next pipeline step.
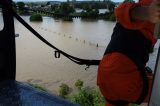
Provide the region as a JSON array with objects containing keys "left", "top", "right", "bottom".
[{"left": 115, "top": 0, "right": 157, "bottom": 45}]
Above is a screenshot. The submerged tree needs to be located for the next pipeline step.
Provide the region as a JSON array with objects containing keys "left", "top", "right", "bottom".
[{"left": 59, "top": 3, "right": 75, "bottom": 15}]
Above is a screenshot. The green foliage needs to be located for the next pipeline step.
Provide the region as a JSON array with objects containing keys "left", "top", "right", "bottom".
[
  {"left": 29, "top": 83, "right": 48, "bottom": 92},
  {"left": 82, "top": 4, "right": 92, "bottom": 12},
  {"left": 30, "top": 14, "right": 43, "bottom": 22},
  {"left": 70, "top": 88, "right": 105, "bottom": 106},
  {"left": 18, "top": 10, "right": 28, "bottom": 15},
  {"left": 104, "top": 12, "right": 116, "bottom": 21},
  {"left": 51, "top": 4, "right": 59, "bottom": 11},
  {"left": 58, "top": 3, "right": 75, "bottom": 16},
  {"left": 109, "top": 13, "right": 116, "bottom": 21},
  {"left": 80, "top": 9, "right": 99, "bottom": 18},
  {"left": 107, "top": 1, "right": 116, "bottom": 12},
  {"left": 17, "top": 2, "right": 25, "bottom": 9},
  {"left": 75, "top": 2, "right": 109, "bottom": 9},
  {"left": 81, "top": 10, "right": 89, "bottom": 17},
  {"left": 59, "top": 83, "right": 70, "bottom": 98},
  {"left": 89, "top": 9, "right": 99, "bottom": 17},
  {"left": 75, "top": 79, "right": 83, "bottom": 90},
  {"left": 16, "top": 2, "right": 29, "bottom": 15},
  {"left": 80, "top": 4, "right": 99, "bottom": 18}
]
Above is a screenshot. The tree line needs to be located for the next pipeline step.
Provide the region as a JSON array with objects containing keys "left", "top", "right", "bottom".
[{"left": 13, "top": 1, "right": 117, "bottom": 21}]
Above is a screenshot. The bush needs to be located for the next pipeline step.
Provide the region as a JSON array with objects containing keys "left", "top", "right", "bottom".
[
  {"left": 75, "top": 79, "right": 83, "bottom": 90},
  {"left": 104, "top": 12, "right": 116, "bottom": 21},
  {"left": 59, "top": 83, "right": 70, "bottom": 98},
  {"left": 109, "top": 14, "right": 116, "bottom": 21},
  {"left": 30, "top": 14, "right": 43, "bottom": 22},
  {"left": 28, "top": 83, "right": 48, "bottom": 92},
  {"left": 70, "top": 88, "right": 105, "bottom": 106}
]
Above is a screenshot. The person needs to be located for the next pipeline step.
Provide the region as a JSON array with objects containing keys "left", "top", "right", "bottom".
[{"left": 97, "top": 0, "right": 159, "bottom": 105}]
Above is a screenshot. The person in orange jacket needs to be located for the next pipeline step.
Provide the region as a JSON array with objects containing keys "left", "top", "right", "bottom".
[{"left": 97, "top": 0, "right": 159, "bottom": 105}]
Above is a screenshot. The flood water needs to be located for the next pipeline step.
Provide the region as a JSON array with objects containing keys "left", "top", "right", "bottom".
[
  {"left": 14, "top": 15, "right": 116, "bottom": 93},
  {"left": 0, "top": 14, "right": 158, "bottom": 95}
]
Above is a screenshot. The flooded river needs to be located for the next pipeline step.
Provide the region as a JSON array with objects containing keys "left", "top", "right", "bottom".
[
  {"left": 14, "top": 16, "right": 115, "bottom": 93},
  {"left": 0, "top": 14, "right": 158, "bottom": 96}
]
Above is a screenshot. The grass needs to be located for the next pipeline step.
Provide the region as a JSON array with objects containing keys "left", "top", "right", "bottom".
[{"left": 28, "top": 83, "right": 48, "bottom": 92}]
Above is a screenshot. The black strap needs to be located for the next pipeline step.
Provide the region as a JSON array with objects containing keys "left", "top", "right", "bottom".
[
  {"left": 135, "top": 67, "right": 149, "bottom": 104},
  {"left": 12, "top": 11, "right": 100, "bottom": 67}
]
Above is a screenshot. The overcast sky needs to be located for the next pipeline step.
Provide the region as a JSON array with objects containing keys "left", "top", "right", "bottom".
[{"left": 13, "top": 0, "right": 125, "bottom": 3}]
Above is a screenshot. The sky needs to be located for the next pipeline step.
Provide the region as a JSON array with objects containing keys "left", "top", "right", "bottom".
[{"left": 13, "top": 0, "right": 125, "bottom": 3}]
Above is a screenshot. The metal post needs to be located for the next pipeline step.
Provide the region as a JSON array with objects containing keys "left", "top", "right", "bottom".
[{"left": 0, "top": 0, "right": 16, "bottom": 81}]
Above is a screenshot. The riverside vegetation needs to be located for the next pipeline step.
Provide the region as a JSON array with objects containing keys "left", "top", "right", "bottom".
[
  {"left": 13, "top": 1, "right": 116, "bottom": 21},
  {"left": 30, "top": 14, "right": 43, "bottom": 22},
  {"left": 28, "top": 79, "right": 139, "bottom": 106}
]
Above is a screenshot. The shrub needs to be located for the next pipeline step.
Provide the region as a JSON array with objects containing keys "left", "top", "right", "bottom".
[
  {"left": 28, "top": 83, "right": 48, "bottom": 92},
  {"left": 109, "top": 14, "right": 116, "bottom": 21},
  {"left": 70, "top": 88, "right": 105, "bottom": 106},
  {"left": 30, "top": 14, "right": 43, "bottom": 22},
  {"left": 59, "top": 83, "right": 70, "bottom": 98},
  {"left": 75, "top": 79, "right": 83, "bottom": 90},
  {"left": 103, "top": 12, "right": 116, "bottom": 21}
]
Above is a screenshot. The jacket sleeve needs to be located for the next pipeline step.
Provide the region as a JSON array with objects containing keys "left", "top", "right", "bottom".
[{"left": 114, "top": 2, "right": 151, "bottom": 29}]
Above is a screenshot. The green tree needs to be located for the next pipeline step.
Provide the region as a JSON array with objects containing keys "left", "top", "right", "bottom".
[
  {"left": 16, "top": 2, "right": 29, "bottom": 15},
  {"left": 17, "top": 2, "right": 25, "bottom": 9},
  {"left": 81, "top": 10, "right": 89, "bottom": 17},
  {"left": 90, "top": 9, "right": 99, "bottom": 17},
  {"left": 59, "top": 83, "right": 70, "bottom": 98},
  {"left": 51, "top": 4, "right": 59, "bottom": 11},
  {"left": 70, "top": 88, "right": 105, "bottom": 106},
  {"left": 30, "top": 14, "right": 43, "bottom": 22},
  {"left": 83, "top": 4, "right": 92, "bottom": 13},
  {"left": 108, "top": 1, "right": 116, "bottom": 12},
  {"left": 75, "top": 79, "right": 83, "bottom": 90},
  {"left": 59, "top": 3, "right": 75, "bottom": 15}
]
